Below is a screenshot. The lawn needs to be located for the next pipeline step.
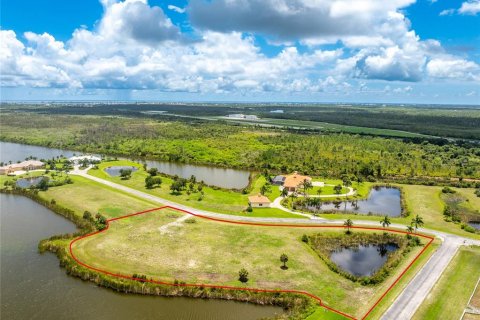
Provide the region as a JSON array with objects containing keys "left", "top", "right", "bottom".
[
  {"left": 412, "top": 245, "right": 480, "bottom": 320},
  {"left": 88, "top": 160, "right": 303, "bottom": 219},
  {"left": 38, "top": 175, "right": 159, "bottom": 219},
  {"left": 71, "top": 207, "right": 431, "bottom": 318}
]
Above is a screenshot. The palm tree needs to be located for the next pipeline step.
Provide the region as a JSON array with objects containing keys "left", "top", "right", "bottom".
[
  {"left": 344, "top": 219, "right": 353, "bottom": 234},
  {"left": 280, "top": 253, "right": 289, "bottom": 269},
  {"left": 380, "top": 215, "right": 391, "bottom": 230},
  {"left": 302, "top": 179, "right": 313, "bottom": 197},
  {"left": 406, "top": 225, "right": 414, "bottom": 238},
  {"left": 411, "top": 215, "right": 424, "bottom": 233}
]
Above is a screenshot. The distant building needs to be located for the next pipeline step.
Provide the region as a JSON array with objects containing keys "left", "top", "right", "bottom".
[
  {"left": 0, "top": 160, "right": 44, "bottom": 175},
  {"left": 270, "top": 109, "right": 284, "bottom": 113},
  {"left": 271, "top": 175, "right": 286, "bottom": 186},
  {"left": 248, "top": 194, "right": 271, "bottom": 208},
  {"left": 227, "top": 114, "right": 259, "bottom": 120},
  {"left": 283, "top": 171, "right": 312, "bottom": 192},
  {"left": 69, "top": 155, "right": 101, "bottom": 165}
]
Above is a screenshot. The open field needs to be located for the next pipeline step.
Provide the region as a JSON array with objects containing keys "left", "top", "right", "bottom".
[
  {"left": 413, "top": 246, "right": 480, "bottom": 320},
  {"left": 71, "top": 206, "right": 432, "bottom": 318},
  {"left": 39, "top": 175, "right": 158, "bottom": 219}
]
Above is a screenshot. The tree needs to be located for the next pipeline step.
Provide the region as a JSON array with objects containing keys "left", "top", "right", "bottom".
[
  {"left": 280, "top": 253, "right": 289, "bottom": 269},
  {"left": 260, "top": 183, "right": 272, "bottom": 195},
  {"left": 344, "top": 219, "right": 353, "bottom": 234},
  {"left": 83, "top": 211, "right": 92, "bottom": 221},
  {"left": 316, "top": 188, "right": 323, "bottom": 196},
  {"left": 380, "top": 215, "right": 391, "bottom": 230},
  {"left": 238, "top": 268, "right": 249, "bottom": 283},
  {"left": 302, "top": 179, "right": 313, "bottom": 196},
  {"left": 119, "top": 169, "right": 132, "bottom": 180},
  {"left": 334, "top": 184, "right": 343, "bottom": 194},
  {"left": 406, "top": 225, "right": 414, "bottom": 239},
  {"left": 147, "top": 168, "right": 158, "bottom": 176},
  {"left": 281, "top": 188, "right": 288, "bottom": 197},
  {"left": 411, "top": 215, "right": 424, "bottom": 233}
]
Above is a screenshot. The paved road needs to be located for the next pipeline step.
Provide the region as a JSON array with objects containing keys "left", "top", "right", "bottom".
[{"left": 72, "top": 167, "right": 480, "bottom": 319}]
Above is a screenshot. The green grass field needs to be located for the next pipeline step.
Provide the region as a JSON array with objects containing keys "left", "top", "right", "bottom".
[
  {"left": 412, "top": 246, "right": 480, "bottom": 320},
  {"left": 71, "top": 207, "right": 431, "bottom": 318}
]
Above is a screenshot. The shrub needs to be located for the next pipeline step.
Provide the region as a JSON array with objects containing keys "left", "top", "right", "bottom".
[{"left": 238, "top": 268, "right": 249, "bottom": 283}]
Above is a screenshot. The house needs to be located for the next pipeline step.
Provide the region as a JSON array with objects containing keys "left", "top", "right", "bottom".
[
  {"left": 0, "top": 160, "right": 44, "bottom": 175},
  {"left": 283, "top": 171, "right": 312, "bottom": 192},
  {"left": 271, "top": 175, "right": 286, "bottom": 186},
  {"left": 248, "top": 194, "right": 271, "bottom": 208},
  {"left": 69, "top": 155, "right": 101, "bottom": 165}
]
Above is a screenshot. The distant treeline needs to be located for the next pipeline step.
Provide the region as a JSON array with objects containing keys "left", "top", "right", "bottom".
[
  {"left": 1, "top": 113, "right": 479, "bottom": 181},
  {"left": 2, "top": 102, "right": 480, "bottom": 140}
]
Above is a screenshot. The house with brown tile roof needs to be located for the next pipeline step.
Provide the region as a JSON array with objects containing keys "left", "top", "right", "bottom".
[
  {"left": 283, "top": 171, "right": 312, "bottom": 192},
  {"left": 248, "top": 194, "right": 271, "bottom": 208}
]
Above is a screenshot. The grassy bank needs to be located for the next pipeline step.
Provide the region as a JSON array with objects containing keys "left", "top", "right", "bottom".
[{"left": 412, "top": 246, "right": 480, "bottom": 320}]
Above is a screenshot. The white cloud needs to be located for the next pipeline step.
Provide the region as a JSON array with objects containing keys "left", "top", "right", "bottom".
[
  {"left": 1, "top": 0, "right": 479, "bottom": 94},
  {"left": 459, "top": 0, "right": 480, "bottom": 15},
  {"left": 440, "top": 0, "right": 480, "bottom": 16},
  {"left": 426, "top": 57, "right": 480, "bottom": 81},
  {"left": 167, "top": 5, "right": 186, "bottom": 13}
]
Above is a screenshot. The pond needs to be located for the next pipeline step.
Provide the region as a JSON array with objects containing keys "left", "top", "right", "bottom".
[
  {"left": 15, "top": 176, "right": 47, "bottom": 188},
  {"left": 0, "top": 193, "right": 281, "bottom": 320},
  {"left": 104, "top": 166, "right": 138, "bottom": 177},
  {"left": 143, "top": 160, "right": 250, "bottom": 189},
  {"left": 320, "top": 187, "right": 402, "bottom": 217},
  {"left": 0, "top": 141, "right": 251, "bottom": 189},
  {"left": 468, "top": 222, "right": 480, "bottom": 230},
  {"left": 330, "top": 243, "right": 399, "bottom": 277}
]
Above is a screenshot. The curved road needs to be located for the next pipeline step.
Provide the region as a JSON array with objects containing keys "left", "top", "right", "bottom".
[{"left": 72, "top": 167, "right": 480, "bottom": 320}]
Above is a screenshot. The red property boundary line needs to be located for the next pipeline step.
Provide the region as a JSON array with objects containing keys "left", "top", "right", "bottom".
[{"left": 69, "top": 206, "right": 435, "bottom": 320}]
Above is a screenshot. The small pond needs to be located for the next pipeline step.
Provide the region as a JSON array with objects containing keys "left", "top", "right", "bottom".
[
  {"left": 105, "top": 166, "right": 138, "bottom": 177},
  {"left": 319, "top": 187, "right": 402, "bottom": 217},
  {"left": 15, "top": 176, "right": 47, "bottom": 189},
  {"left": 330, "top": 243, "right": 399, "bottom": 277},
  {"left": 143, "top": 160, "right": 250, "bottom": 190},
  {"left": 468, "top": 222, "right": 480, "bottom": 230}
]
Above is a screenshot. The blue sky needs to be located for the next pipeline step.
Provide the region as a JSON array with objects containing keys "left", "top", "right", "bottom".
[{"left": 1, "top": 0, "right": 479, "bottom": 104}]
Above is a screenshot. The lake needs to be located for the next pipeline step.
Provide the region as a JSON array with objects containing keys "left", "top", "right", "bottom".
[
  {"left": 320, "top": 187, "right": 402, "bottom": 217},
  {"left": 0, "top": 141, "right": 250, "bottom": 189},
  {"left": 0, "top": 193, "right": 281, "bottom": 319},
  {"left": 330, "top": 243, "right": 399, "bottom": 277}
]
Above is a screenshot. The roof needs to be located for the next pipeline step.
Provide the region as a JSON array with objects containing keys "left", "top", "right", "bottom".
[
  {"left": 0, "top": 160, "right": 44, "bottom": 170},
  {"left": 248, "top": 194, "right": 271, "bottom": 204},
  {"left": 283, "top": 171, "right": 311, "bottom": 189},
  {"left": 272, "top": 175, "right": 285, "bottom": 182}
]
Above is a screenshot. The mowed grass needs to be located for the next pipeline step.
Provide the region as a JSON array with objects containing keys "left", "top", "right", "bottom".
[
  {"left": 413, "top": 246, "right": 480, "bottom": 320},
  {"left": 72, "top": 208, "right": 430, "bottom": 318},
  {"left": 88, "top": 160, "right": 301, "bottom": 218},
  {"left": 39, "top": 175, "right": 159, "bottom": 219}
]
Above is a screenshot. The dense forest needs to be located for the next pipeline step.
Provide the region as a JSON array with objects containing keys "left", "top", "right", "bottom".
[
  {"left": 2, "top": 103, "right": 479, "bottom": 140},
  {"left": 1, "top": 113, "right": 479, "bottom": 180}
]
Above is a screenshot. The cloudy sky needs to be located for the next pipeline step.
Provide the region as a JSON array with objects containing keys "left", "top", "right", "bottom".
[{"left": 1, "top": 0, "right": 479, "bottom": 104}]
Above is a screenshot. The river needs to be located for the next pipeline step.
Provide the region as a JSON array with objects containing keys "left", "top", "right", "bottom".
[
  {"left": 0, "top": 193, "right": 281, "bottom": 319},
  {"left": 0, "top": 141, "right": 250, "bottom": 189}
]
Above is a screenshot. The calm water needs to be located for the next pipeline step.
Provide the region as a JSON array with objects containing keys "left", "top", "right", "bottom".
[
  {"left": 0, "top": 141, "right": 250, "bottom": 189},
  {"left": 330, "top": 244, "right": 398, "bottom": 277},
  {"left": 320, "top": 187, "right": 402, "bottom": 217},
  {"left": 468, "top": 222, "right": 480, "bottom": 230},
  {"left": 0, "top": 141, "right": 76, "bottom": 163},
  {"left": 104, "top": 165, "right": 138, "bottom": 176},
  {"left": 144, "top": 160, "right": 250, "bottom": 189},
  {"left": 15, "top": 176, "right": 46, "bottom": 188},
  {"left": 0, "top": 194, "right": 281, "bottom": 319}
]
